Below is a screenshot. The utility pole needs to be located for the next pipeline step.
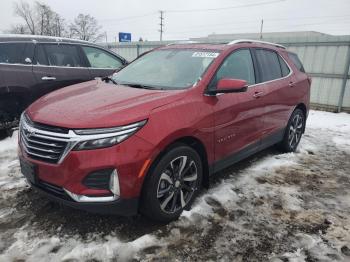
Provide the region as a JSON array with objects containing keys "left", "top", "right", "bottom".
[
  {"left": 159, "top": 10, "right": 164, "bottom": 41},
  {"left": 260, "top": 19, "right": 264, "bottom": 39},
  {"left": 105, "top": 31, "right": 108, "bottom": 43}
]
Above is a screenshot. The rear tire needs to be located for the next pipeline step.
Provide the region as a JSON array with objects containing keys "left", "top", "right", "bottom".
[
  {"left": 0, "top": 130, "right": 7, "bottom": 140},
  {"left": 279, "top": 108, "right": 305, "bottom": 153},
  {"left": 140, "top": 144, "right": 202, "bottom": 222},
  {"left": 0, "top": 110, "right": 13, "bottom": 140}
]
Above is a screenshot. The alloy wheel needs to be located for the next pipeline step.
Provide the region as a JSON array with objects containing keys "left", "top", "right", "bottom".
[
  {"left": 156, "top": 156, "right": 198, "bottom": 213},
  {"left": 288, "top": 113, "right": 304, "bottom": 149}
]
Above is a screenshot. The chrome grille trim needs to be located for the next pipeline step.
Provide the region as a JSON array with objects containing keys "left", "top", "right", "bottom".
[
  {"left": 25, "top": 137, "right": 65, "bottom": 148},
  {"left": 19, "top": 114, "right": 146, "bottom": 164}
]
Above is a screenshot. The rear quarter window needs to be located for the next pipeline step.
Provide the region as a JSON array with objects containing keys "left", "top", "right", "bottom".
[
  {"left": 278, "top": 55, "right": 290, "bottom": 77},
  {"left": 288, "top": 52, "right": 305, "bottom": 73}
]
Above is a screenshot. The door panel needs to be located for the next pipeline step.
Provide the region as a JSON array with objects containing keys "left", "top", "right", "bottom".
[
  {"left": 213, "top": 86, "right": 266, "bottom": 162},
  {"left": 32, "top": 43, "right": 91, "bottom": 100},
  {"left": 32, "top": 66, "right": 91, "bottom": 98},
  {"left": 260, "top": 76, "right": 296, "bottom": 136},
  {"left": 253, "top": 49, "right": 295, "bottom": 137},
  {"left": 211, "top": 49, "right": 265, "bottom": 162}
]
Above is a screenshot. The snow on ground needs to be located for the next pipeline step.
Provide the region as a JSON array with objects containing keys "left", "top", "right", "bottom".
[{"left": 0, "top": 110, "right": 349, "bottom": 261}]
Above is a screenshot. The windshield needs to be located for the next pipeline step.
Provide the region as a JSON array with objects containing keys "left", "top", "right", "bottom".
[{"left": 112, "top": 49, "right": 219, "bottom": 90}]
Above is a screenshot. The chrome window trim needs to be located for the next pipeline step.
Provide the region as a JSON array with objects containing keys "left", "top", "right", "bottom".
[
  {"left": 0, "top": 63, "right": 33, "bottom": 66},
  {"left": 0, "top": 63, "right": 118, "bottom": 70}
]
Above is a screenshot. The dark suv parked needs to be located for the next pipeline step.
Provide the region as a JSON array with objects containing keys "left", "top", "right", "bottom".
[{"left": 0, "top": 34, "right": 127, "bottom": 136}]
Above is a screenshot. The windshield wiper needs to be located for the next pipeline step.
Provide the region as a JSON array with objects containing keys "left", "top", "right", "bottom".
[
  {"left": 102, "top": 76, "right": 119, "bottom": 85},
  {"left": 123, "top": 83, "right": 163, "bottom": 90}
]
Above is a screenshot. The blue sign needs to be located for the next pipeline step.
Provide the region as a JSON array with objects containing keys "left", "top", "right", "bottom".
[{"left": 119, "top": 32, "right": 131, "bottom": 42}]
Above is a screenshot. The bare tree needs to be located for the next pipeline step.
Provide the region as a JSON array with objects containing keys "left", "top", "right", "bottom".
[
  {"left": 69, "top": 14, "right": 103, "bottom": 42},
  {"left": 11, "top": 1, "right": 66, "bottom": 37},
  {"left": 36, "top": 2, "right": 66, "bottom": 36},
  {"left": 10, "top": 1, "right": 103, "bottom": 41},
  {"left": 14, "top": 1, "right": 36, "bottom": 34},
  {"left": 7, "top": 24, "right": 29, "bottom": 34}
]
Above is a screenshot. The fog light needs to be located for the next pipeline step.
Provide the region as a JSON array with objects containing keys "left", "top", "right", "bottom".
[
  {"left": 109, "top": 169, "right": 120, "bottom": 196},
  {"left": 64, "top": 169, "right": 120, "bottom": 202}
]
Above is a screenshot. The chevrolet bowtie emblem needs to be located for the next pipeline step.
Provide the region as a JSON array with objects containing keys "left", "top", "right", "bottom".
[{"left": 27, "top": 129, "right": 36, "bottom": 138}]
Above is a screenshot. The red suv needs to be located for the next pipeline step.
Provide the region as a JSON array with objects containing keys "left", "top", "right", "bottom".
[{"left": 18, "top": 40, "right": 310, "bottom": 222}]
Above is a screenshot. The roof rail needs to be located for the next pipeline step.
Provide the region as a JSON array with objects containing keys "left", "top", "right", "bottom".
[
  {"left": 166, "top": 40, "right": 200, "bottom": 46},
  {"left": 0, "top": 34, "right": 90, "bottom": 44},
  {"left": 227, "top": 39, "right": 286, "bottom": 49}
]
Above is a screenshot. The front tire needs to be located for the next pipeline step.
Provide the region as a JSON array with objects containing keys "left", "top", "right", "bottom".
[
  {"left": 140, "top": 144, "right": 203, "bottom": 222},
  {"left": 279, "top": 108, "right": 305, "bottom": 152}
]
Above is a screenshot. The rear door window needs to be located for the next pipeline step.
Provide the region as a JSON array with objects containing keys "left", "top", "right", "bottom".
[
  {"left": 278, "top": 55, "right": 290, "bottom": 77},
  {"left": 0, "top": 43, "right": 34, "bottom": 64},
  {"left": 41, "top": 44, "right": 83, "bottom": 67},
  {"left": 82, "top": 46, "right": 123, "bottom": 69},
  {"left": 255, "top": 49, "right": 282, "bottom": 82},
  {"left": 213, "top": 49, "right": 256, "bottom": 86}
]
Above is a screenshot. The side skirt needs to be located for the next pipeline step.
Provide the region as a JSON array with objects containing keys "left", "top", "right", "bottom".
[{"left": 210, "top": 128, "right": 285, "bottom": 175}]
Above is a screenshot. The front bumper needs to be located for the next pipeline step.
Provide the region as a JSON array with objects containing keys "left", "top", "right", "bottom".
[{"left": 28, "top": 179, "right": 138, "bottom": 216}]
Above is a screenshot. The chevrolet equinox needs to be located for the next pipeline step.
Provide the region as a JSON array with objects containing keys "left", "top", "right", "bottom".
[{"left": 18, "top": 40, "right": 311, "bottom": 222}]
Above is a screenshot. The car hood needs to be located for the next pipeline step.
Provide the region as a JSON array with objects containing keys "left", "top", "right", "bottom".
[{"left": 27, "top": 80, "right": 186, "bottom": 129}]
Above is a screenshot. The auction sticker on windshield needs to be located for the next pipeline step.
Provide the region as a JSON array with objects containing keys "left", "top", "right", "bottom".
[{"left": 192, "top": 52, "right": 219, "bottom": 58}]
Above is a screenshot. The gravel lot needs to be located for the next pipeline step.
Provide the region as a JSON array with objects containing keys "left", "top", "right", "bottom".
[{"left": 0, "top": 110, "right": 349, "bottom": 262}]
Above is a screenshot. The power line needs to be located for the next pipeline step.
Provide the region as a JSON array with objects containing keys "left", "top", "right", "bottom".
[
  {"left": 162, "top": 19, "right": 350, "bottom": 37},
  {"left": 99, "top": 12, "right": 157, "bottom": 23},
  {"left": 163, "top": 17, "right": 350, "bottom": 35},
  {"left": 166, "top": 0, "right": 285, "bottom": 13},
  {"left": 98, "top": 0, "right": 285, "bottom": 25}
]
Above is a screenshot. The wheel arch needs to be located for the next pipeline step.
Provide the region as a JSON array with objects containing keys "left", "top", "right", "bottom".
[
  {"left": 143, "top": 136, "right": 210, "bottom": 193},
  {"left": 295, "top": 103, "right": 307, "bottom": 133}
]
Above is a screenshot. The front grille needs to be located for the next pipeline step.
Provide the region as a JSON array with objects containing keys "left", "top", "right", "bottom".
[{"left": 20, "top": 115, "right": 71, "bottom": 164}]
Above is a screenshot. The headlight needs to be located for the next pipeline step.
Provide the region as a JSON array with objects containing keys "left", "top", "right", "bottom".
[{"left": 73, "top": 120, "right": 147, "bottom": 151}]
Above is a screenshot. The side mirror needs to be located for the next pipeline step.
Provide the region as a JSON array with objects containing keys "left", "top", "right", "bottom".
[{"left": 207, "top": 78, "right": 248, "bottom": 95}]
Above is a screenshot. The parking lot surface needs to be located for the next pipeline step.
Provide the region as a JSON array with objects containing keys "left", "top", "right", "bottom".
[{"left": 0, "top": 110, "right": 349, "bottom": 261}]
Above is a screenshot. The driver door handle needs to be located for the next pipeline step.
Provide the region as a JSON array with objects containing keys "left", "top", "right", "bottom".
[
  {"left": 41, "top": 76, "right": 56, "bottom": 81},
  {"left": 253, "top": 91, "right": 264, "bottom": 98}
]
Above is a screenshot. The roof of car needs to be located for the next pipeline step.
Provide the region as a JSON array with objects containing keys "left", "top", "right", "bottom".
[
  {"left": 159, "top": 40, "right": 286, "bottom": 52},
  {"left": 0, "top": 34, "right": 91, "bottom": 44}
]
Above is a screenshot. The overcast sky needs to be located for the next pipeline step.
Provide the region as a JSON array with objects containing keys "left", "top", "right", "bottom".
[{"left": 0, "top": 0, "right": 349, "bottom": 42}]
